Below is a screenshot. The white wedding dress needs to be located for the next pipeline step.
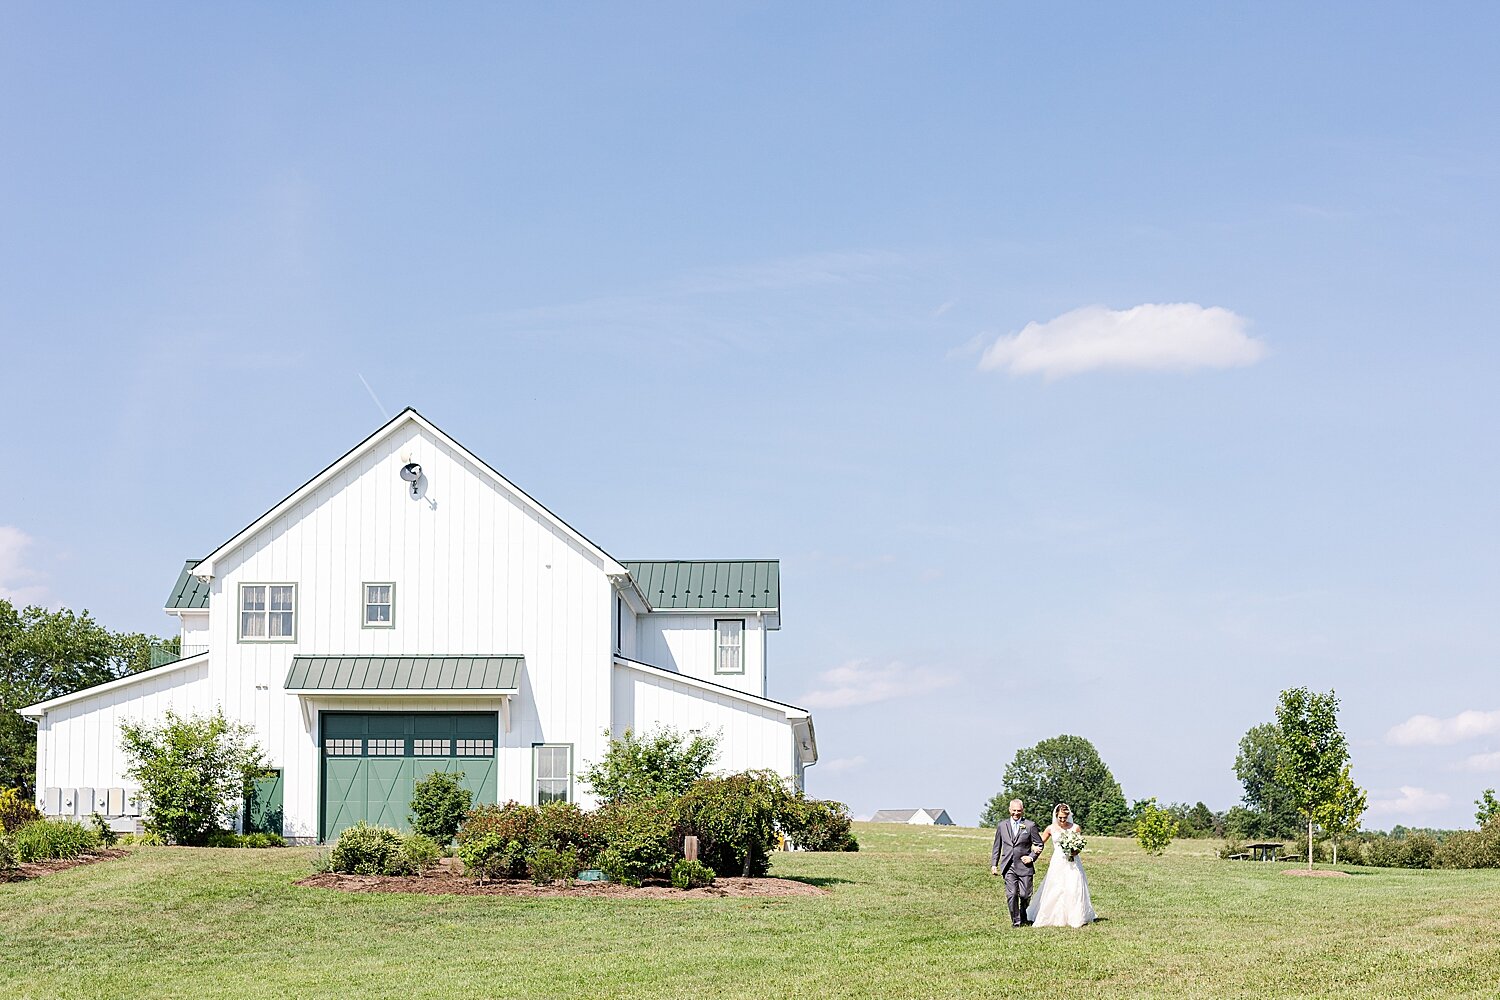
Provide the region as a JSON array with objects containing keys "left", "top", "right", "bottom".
[{"left": 1026, "top": 823, "right": 1096, "bottom": 927}]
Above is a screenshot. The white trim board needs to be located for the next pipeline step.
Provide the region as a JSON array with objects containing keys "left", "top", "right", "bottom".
[{"left": 20, "top": 652, "right": 211, "bottom": 718}]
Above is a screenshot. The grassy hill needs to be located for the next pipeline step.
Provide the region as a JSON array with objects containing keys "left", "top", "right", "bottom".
[{"left": 5, "top": 822, "right": 1500, "bottom": 998}]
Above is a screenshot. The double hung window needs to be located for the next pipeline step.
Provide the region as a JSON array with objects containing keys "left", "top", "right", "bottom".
[
  {"left": 240, "top": 584, "right": 296, "bottom": 641},
  {"left": 363, "top": 583, "right": 394, "bottom": 627},
  {"left": 533, "top": 745, "right": 572, "bottom": 804},
  {"left": 715, "top": 619, "right": 744, "bottom": 674}
]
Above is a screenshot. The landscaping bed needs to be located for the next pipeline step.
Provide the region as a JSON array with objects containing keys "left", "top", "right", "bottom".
[
  {"left": 4, "top": 847, "right": 129, "bottom": 881},
  {"left": 295, "top": 866, "right": 827, "bottom": 898}
]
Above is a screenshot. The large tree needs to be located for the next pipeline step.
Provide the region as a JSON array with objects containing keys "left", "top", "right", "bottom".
[
  {"left": 1232, "top": 722, "right": 1302, "bottom": 839},
  {"left": 982, "top": 734, "right": 1127, "bottom": 832},
  {"left": 1274, "top": 687, "right": 1349, "bottom": 870},
  {"left": 0, "top": 599, "right": 174, "bottom": 794}
]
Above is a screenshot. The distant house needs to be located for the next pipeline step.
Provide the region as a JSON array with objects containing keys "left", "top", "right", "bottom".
[{"left": 871, "top": 808, "right": 954, "bottom": 826}]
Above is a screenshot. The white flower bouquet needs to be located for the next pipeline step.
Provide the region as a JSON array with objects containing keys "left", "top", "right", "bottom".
[{"left": 1057, "top": 829, "right": 1086, "bottom": 860}]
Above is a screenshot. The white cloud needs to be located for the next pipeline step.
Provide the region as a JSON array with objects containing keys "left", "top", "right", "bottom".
[
  {"left": 819, "top": 756, "right": 868, "bottom": 774},
  {"left": 1460, "top": 752, "right": 1500, "bottom": 773},
  {"left": 0, "top": 525, "right": 48, "bottom": 605},
  {"left": 1386, "top": 710, "right": 1500, "bottom": 747},
  {"left": 798, "top": 659, "right": 956, "bottom": 709},
  {"left": 978, "top": 303, "right": 1264, "bottom": 379},
  {"left": 1368, "top": 786, "right": 1451, "bottom": 817}
]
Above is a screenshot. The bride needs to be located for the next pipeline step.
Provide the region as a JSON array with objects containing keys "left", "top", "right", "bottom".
[{"left": 1025, "top": 803, "right": 1097, "bottom": 927}]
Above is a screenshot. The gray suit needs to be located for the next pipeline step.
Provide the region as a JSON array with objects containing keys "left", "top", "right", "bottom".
[{"left": 991, "top": 817, "right": 1045, "bottom": 925}]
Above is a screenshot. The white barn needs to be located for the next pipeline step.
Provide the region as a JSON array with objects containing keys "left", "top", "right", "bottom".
[{"left": 22, "top": 409, "right": 817, "bottom": 842}]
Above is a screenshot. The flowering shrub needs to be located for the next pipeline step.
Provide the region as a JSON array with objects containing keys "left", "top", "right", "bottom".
[{"left": 0, "top": 787, "right": 41, "bottom": 833}]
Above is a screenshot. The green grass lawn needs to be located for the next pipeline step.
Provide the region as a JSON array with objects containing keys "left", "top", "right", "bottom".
[{"left": 5, "top": 823, "right": 1500, "bottom": 999}]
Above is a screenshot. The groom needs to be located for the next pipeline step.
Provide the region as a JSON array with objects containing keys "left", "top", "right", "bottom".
[{"left": 990, "top": 798, "right": 1044, "bottom": 927}]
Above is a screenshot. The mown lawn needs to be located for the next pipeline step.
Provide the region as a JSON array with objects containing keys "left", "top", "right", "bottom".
[{"left": 5, "top": 823, "right": 1500, "bottom": 999}]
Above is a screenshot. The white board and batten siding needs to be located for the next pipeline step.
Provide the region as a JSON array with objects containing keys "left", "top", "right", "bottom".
[{"left": 634, "top": 613, "right": 768, "bottom": 698}]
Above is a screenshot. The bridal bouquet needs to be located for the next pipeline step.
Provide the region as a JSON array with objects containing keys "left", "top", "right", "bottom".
[{"left": 1057, "top": 829, "right": 1086, "bottom": 860}]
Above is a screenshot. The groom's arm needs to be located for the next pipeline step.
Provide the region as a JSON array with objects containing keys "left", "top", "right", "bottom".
[{"left": 990, "top": 824, "right": 1004, "bottom": 868}]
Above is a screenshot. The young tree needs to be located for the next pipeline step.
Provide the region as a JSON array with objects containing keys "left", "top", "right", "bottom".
[
  {"left": 1274, "top": 687, "right": 1349, "bottom": 870},
  {"left": 1476, "top": 789, "right": 1500, "bottom": 828},
  {"left": 119, "top": 709, "right": 268, "bottom": 845},
  {"left": 982, "top": 734, "right": 1127, "bottom": 831},
  {"left": 581, "top": 726, "right": 719, "bottom": 804},
  {"left": 1135, "top": 798, "right": 1179, "bottom": 855},
  {"left": 1313, "top": 764, "right": 1367, "bottom": 865},
  {"left": 408, "top": 770, "right": 473, "bottom": 843}
]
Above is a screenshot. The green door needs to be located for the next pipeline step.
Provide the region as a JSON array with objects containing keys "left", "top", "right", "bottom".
[
  {"left": 320, "top": 712, "right": 498, "bottom": 842},
  {"left": 244, "top": 769, "right": 283, "bottom": 835}
]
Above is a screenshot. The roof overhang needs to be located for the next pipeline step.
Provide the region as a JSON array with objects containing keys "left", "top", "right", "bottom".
[
  {"left": 193, "top": 409, "right": 627, "bottom": 581},
  {"left": 19, "top": 651, "right": 211, "bottom": 718}
]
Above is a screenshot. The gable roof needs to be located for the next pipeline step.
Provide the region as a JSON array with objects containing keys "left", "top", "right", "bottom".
[
  {"left": 870, "top": 809, "right": 919, "bottom": 822},
  {"left": 625, "top": 560, "right": 779, "bottom": 611},
  {"left": 165, "top": 560, "right": 210, "bottom": 610},
  {"left": 193, "top": 408, "right": 627, "bottom": 580}
]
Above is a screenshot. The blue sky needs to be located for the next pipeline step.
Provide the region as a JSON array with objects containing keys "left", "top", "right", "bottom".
[{"left": 3, "top": 4, "right": 1497, "bottom": 827}]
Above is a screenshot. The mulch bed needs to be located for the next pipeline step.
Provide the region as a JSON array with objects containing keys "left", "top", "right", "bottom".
[
  {"left": 4, "top": 849, "right": 130, "bottom": 882},
  {"left": 1282, "top": 868, "right": 1352, "bottom": 878},
  {"left": 295, "top": 868, "right": 828, "bottom": 898}
]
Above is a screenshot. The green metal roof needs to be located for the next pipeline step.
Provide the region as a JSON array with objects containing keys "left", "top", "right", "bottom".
[
  {"left": 165, "top": 560, "right": 210, "bottom": 610},
  {"left": 625, "top": 560, "right": 779, "bottom": 611},
  {"left": 284, "top": 655, "right": 523, "bottom": 692}
]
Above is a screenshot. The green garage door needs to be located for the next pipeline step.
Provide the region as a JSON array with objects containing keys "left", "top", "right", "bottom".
[{"left": 321, "top": 711, "right": 498, "bottom": 841}]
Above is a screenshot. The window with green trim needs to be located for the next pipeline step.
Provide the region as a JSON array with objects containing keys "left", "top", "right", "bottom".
[
  {"left": 534, "top": 745, "right": 571, "bottom": 804},
  {"left": 363, "top": 583, "right": 394, "bottom": 627},
  {"left": 240, "top": 584, "right": 296, "bottom": 641}
]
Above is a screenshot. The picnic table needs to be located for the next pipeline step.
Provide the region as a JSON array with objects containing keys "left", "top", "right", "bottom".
[{"left": 1242, "top": 842, "right": 1285, "bottom": 862}]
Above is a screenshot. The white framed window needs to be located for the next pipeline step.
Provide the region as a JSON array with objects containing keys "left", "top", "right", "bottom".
[
  {"left": 240, "top": 584, "right": 296, "bottom": 642},
  {"left": 533, "top": 744, "right": 572, "bottom": 804},
  {"left": 715, "top": 619, "right": 744, "bottom": 674},
  {"left": 363, "top": 583, "right": 395, "bottom": 628}
]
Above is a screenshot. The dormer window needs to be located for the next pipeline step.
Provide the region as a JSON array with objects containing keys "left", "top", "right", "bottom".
[
  {"left": 715, "top": 619, "right": 744, "bottom": 674},
  {"left": 240, "top": 584, "right": 296, "bottom": 641},
  {"left": 363, "top": 583, "right": 395, "bottom": 628}
]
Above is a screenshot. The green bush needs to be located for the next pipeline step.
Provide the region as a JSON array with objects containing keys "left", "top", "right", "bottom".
[
  {"left": 533, "top": 801, "right": 599, "bottom": 867},
  {"left": 582, "top": 726, "right": 719, "bottom": 804},
  {"left": 401, "top": 833, "right": 442, "bottom": 873},
  {"left": 1135, "top": 798, "right": 1179, "bottom": 856},
  {"left": 119, "top": 709, "right": 268, "bottom": 846},
  {"left": 0, "top": 787, "right": 42, "bottom": 833},
  {"left": 594, "top": 796, "right": 681, "bottom": 886},
  {"left": 670, "top": 858, "right": 716, "bottom": 889},
  {"left": 780, "top": 795, "right": 858, "bottom": 852},
  {"left": 90, "top": 812, "right": 119, "bottom": 847},
  {"left": 409, "top": 771, "right": 472, "bottom": 843},
  {"left": 458, "top": 832, "right": 526, "bottom": 883},
  {"left": 527, "top": 845, "right": 580, "bottom": 885},
  {"left": 1218, "top": 837, "right": 1245, "bottom": 860},
  {"left": 205, "top": 830, "right": 243, "bottom": 848},
  {"left": 243, "top": 832, "right": 286, "bottom": 848},
  {"left": 1399, "top": 833, "right": 1439, "bottom": 869},
  {"left": 459, "top": 803, "right": 536, "bottom": 849},
  {"left": 0, "top": 833, "right": 17, "bottom": 876},
  {"left": 679, "top": 771, "right": 787, "bottom": 877},
  {"left": 13, "top": 819, "right": 100, "bottom": 862},
  {"left": 1365, "top": 835, "right": 1402, "bottom": 867},
  {"left": 329, "top": 823, "right": 413, "bottom": 875}
]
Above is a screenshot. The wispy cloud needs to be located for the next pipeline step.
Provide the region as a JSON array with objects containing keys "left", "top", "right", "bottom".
[
  {"left": 819, "top": 755, "right": 868, "bottom": 774},
  {"left": 0, "top": 525, "right": 48, "bottom": 605},
  {"left": 1460, "top": 752, "right": 1500, "bottom": 773},
  {"left": 978, "top": 303, "right": 1264, "bottom": 379},
  {"left": 798, "top": 659, "right": 956, "bottom": 709},
  {"left": 1368, "top": 786, "right": 1451, "bottom": 817},
  {"left": 1387, "top": 710, "right": 1500, "bottom": 747}
]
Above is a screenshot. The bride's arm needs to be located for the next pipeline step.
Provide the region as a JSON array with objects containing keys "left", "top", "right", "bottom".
[{"left": 1039, "top": 823, "right": 1053, "bottom": 842}]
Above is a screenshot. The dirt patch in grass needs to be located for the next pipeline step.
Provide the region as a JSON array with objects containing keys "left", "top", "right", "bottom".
[
  {"left": 4, "top": 848, "right": 130, "bottom": 881},
  {"left": 1281, "top": 868, "right": 1352, "bottom": 878},
  {"left": 295, "top": 869, "right": 828, "bottom": 898}
]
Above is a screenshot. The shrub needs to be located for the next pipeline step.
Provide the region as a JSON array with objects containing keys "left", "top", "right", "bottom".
[
  {"left": 329, "top": 823, "right": 413, "bottom": 875},
  {"left": 205, "top": 830, "right": 243, "bottom": 848},
  {"left": 527, "top": 846, "right": 580, "bottom": 885},
  {"left": 582, "top": 726, "right": 719, "bottom": 804},
  {"left": 670, "top": 858, "right": 716, "bottom": 890},
  {"left": 1218, "top": 837, "right": 1244, "bottom": 860},
  {"left": 243, "top": 832, "right": 286, "bottom": 848},
  {"left": 119, "top": 709, "right": 268, "bottom": 846},
  {"left": 1398, "top": 833, "right": 1438, "bottom": 869},
  {"left": 1332, "top": 836, "right": 1365, "bottom": 866},
  {"left": 0, "top": 833, "right": 16, "bottom": 877},
  {"left": 679, "top": 771, "right": 788, "bottom": 877},
  {"left": 409, "top": 771, "right": 472, "bottom": 843},
  {"left": 1365, "top": 835, "right": 1402, "bottom": 867},
  {"left": 89, "top": 812, "right": 118, "bottom": 847},
  {"left": 459, "top": 803, "right": 536, "bottom": 849},
  {"left": 533, "top": 801, "right": 599, "bottom": 867},
  {"left": 1134, "top": 798, "right": 1179, "bottom": 855},
  {"left": 459, "top": 833, "right": 526, "bottom": 883},
  {"left": 780, "top": 795, "right": 858, "bottom": 852},
  {"left": 0, "top": 787, "right": 42, "bottom": 833},
  {"left": 401, "top": 833, "right": 442, "bottom": 873},
  {"left": 13, "top": 819, "right": 100, "bottom": 862},
  {"left": 594, "top": 796, "right": 681, "bottom": 886}
]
